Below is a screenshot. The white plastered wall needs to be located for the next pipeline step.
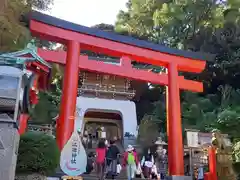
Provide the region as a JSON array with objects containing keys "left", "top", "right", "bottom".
[{"left": 75, "top": 96, "right": 138, "bottom": 138}]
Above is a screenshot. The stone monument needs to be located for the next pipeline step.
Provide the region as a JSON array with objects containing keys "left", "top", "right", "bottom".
[{"left": 211, "top": 130, "right": 236, "bottom": 180}]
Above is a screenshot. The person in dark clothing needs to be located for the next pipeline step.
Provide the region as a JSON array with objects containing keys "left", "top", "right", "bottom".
[
  {"left": 106, "top": 140, "right": 120, "bottom": 179},
  {"left": 85, "top": 152, "right": 94, "bottom": 174}
]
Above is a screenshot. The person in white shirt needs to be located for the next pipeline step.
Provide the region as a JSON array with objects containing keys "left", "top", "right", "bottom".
[{"left": 141, "top": 148, "right": 154, "bottom": 178}]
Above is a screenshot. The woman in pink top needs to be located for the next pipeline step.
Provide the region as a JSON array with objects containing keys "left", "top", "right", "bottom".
[{"left": 96, "top": 140, "right": 106, "bottom": 180}]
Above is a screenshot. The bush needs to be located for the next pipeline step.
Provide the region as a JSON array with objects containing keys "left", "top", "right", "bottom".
[{"left": 16, "top": 132, "right": 60, "bottom": 176}]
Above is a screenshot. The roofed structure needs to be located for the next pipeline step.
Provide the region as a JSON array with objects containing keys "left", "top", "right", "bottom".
[{"left": 0, "top": 43, "right": 51, "bottom": 90}]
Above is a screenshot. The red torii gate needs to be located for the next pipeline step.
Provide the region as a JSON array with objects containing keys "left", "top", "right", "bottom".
[{"left": 28, "top": 11, "right": 214, "bottom": 177}]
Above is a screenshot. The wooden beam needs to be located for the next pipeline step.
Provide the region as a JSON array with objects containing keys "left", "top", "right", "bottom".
[
  {"left": 37, "top": 48, "right": 203, "bottom": 92},
  {"left": 31, "top": 20, "right": 206, "bottom": 73}
]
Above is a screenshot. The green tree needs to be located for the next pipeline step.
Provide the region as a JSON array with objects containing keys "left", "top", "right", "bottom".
[
  {"left": 115, "top": 1, "right": 240, "bottom": 91},
  {"left": 0, "top": 0, "right": 53, "bottom": 52},
  {"left": 181, "top": 92, "right": 218, "bottom": 131},
  {"left": 115, "top": 0, "right": 229, "bottom": 46},
  {"left": 115, "top": 0, "right": 240, "bottom": 137}
]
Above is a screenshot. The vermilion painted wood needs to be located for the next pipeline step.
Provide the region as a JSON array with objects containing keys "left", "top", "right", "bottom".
[
  {"left": 18, "top": 114, "right": 29, "bottom": 135},
  {"left": 30, "top": 61, "right": 50, "bottom": 73},
  {"left": 25, "top": 64, "right": 49, "bottom": 90},
  {"left": 37, "top": 48, "right": 203, "bottom": 92},
  {"left": 19, "top": 51, "right": 50, "bottom": 90},
  {"left": 167, "top": 63, "right": 184, "bottom": 174},
  {"left": 204, "top": 172, "right": 211, "bottom": 180},
  {"left": 209, "top": 147, "right": 217, "bottom": 180},
  {"left": 30, "top": 20, "right": 206, "bottom": 73},
  {"left": 56, "top": 41, "right": 81, "bottom": 150}
]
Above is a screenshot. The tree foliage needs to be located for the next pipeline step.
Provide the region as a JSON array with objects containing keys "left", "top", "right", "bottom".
[
  {"left": 115, "top": 0, "right": 240, "bottom": 168},
  {"left": 0, "top": 0, "right": 53, "bottom": 52}
]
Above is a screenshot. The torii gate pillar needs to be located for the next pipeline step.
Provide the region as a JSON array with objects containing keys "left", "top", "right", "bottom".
[
  {"left": 57, "top": 41, "right": 80, "bottom": 150},
  {"left": 167, "top": 62, "right": 184, "bottom": 175}
]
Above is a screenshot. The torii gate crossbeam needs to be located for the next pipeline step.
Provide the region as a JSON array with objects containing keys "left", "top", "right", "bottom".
[{"left": 37, "top": 48, "right": 203, "bottom": 92}]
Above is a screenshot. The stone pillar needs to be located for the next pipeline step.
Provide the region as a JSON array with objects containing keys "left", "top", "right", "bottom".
[{"left": 0, "top": 115, "right": 19, "bottom": 180}]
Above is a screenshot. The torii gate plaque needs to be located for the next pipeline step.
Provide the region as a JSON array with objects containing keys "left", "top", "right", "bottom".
[{"left": 27, "top": 11, "right": 214, "bottom": 178}]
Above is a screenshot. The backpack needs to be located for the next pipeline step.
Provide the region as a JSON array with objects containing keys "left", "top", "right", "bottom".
[{"left": 127, "top": 152, "right": 135, "bottom": 165}]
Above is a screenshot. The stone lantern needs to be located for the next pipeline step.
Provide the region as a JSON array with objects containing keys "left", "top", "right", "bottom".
[
  {"left": 155, "top": 137, "right": 167, "bottom": 154},
  {"left": 0, "top": 66, "right": 25, "bottom": 180},
  {"left": 154, "top": 137, "right": 168, "bottom": 179}
]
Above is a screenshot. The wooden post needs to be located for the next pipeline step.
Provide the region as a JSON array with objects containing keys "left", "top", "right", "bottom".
[
  {"left": 167, "top": 62, "right": 184, "bottom": 175},
  {"left": 204, "top": 172, "right": 211, "bottom": 180},
  {"left": 18, "top": 114, "right": 29, "bottom": 135},
  {"left": 208, "top": 147, "right": 217, "bottom": 180},
  {"left": 57, "top": 41, "right": 80, "bottom": 150}
]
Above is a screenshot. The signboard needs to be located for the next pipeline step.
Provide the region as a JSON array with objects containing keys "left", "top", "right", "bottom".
[
  {"left": 60, "top": 131, "right": 87, "bottom": 176},
  {"left": 60, "top": 108, "right": 87, "bottom": 176},
  {"left": 101, "top": 131, "right": 106, "bottom": 138},
  {"left": 186, "top": 131, "right": 199, "bottom": 148}
]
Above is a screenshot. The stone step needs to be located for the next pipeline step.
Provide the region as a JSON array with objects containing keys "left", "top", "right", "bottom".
[
  {"left": 53, "top": 168, "right": 141, "bottom": 179},
  {"left": 49, "top": 174, "right": 142, "bottom": 180},
  {"left": 48, "top": 177, "right": 142, "bottom": 180}
]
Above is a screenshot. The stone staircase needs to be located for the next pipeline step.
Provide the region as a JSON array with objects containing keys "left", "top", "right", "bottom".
[
  {"left": 51, "top": 142, "right": 143, "bottom": 180},
  {"left": 52, "top": 154, "right": 140, "bottom": 180}
]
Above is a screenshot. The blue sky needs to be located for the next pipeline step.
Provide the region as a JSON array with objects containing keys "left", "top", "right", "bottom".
[{"left": 46, "top": 0, "right": 128, "bottom": 27}]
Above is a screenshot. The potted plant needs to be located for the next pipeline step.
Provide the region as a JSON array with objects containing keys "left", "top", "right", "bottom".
[{"left": 15, "top": 132, "right": 60, "bottom": 180}]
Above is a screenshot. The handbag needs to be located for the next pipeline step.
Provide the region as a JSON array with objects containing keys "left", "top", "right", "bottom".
[
  {"left": 135, "top": 163, "right": 142, "bottom": 175},
  {"left": 117, "top": 164, "right": 122, "bottom": 174},
  {"left": 151, "top": 164, "right": 158, "bottom": 175}
]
